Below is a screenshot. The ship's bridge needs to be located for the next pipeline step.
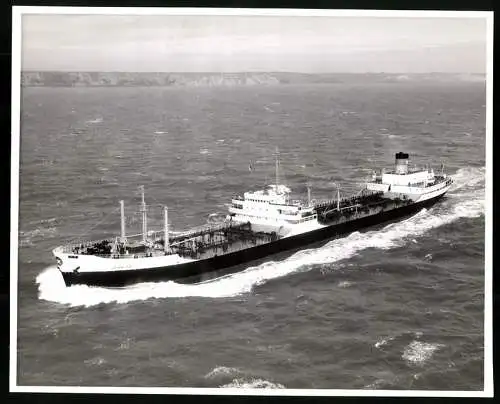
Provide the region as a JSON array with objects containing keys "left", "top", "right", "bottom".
[
  {"left": 229, "top": 184, "right": 317, "bottom": 228},
  {"left": 381, "top": 170, "right": 434, "bottom": 186},
  {"left": 243, "top": 184, "right": 291, "bottom": 203}
]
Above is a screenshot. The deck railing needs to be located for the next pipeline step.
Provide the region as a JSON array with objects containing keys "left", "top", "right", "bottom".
[{"left": 59, "top": 221, "right": 252, "bottom": 255}]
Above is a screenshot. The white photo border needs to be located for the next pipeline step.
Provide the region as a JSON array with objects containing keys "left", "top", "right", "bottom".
[{"left": 10, "top": 6, "right": 494, "bottom": 397}]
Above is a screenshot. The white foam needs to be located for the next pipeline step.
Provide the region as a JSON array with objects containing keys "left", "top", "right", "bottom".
[
  {"left": 364, "top": 379, "right": 386, "bottom": 389},
  {"left": 83, "top": 357, "right": 106, "bottom": 366},
  {"left": 36, "top": 166, "right": 484, "bottom": 307},
  {"left": 374, "top": 336, "right": 395, "bottom": 349},
  {"left": 402, "top": 340, "right": 444, "bottom": 365},
  {"left": 221, "top": 378, "right": 285, "bottom": 389},
  {"left": 448, "top": 166, "right": 485, "bottom": 192},
  {"left": 86, "top": 117, "right": 103, "bottom": 124},
  {"left": 337, "top": 280, "right": 353, "bottom": 288},
  {"left": 204, "top": 366, "right": 241, "bottom": 379}
]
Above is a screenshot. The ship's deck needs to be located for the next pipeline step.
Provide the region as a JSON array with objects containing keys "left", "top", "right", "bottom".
[
  {"left": 60, "top": 221, "right": 279, "bottom": 261},
  {"left": 314, "top": 192, "right": 412, "bottom": 225},
  {"left": 371, "top": 174, "right": 450, "bottom": 187}
]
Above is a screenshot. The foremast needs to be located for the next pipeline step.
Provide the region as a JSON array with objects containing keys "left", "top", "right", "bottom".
[
  {"left": 140, "top": 185, "right": 147, "bottom": 242},
  {"left": 164, "top": 205, "right": 170, "bottom": 254},
  {"left": 275, "top": 146, "right": 280, "bottom": 192},
  {"left": 120, "top": 199, "right": 126, "bottom": 243}
]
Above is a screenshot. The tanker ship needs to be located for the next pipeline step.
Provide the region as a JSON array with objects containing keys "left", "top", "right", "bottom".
[{"left": 53, "top": 152, "right": 453, "bottom": 287}]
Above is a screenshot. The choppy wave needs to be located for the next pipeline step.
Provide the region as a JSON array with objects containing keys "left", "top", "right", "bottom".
[
  {"left": 204, "top": 366, "right": 241, "bottom": 379},
  {"left": 36, "top": 166, "right": 484, "bottom": 307},
  {"left": 86, "top": 117, "right": 103, "bottom": 124},
  {"left": 448, "top": 166, "right": 485, "bottom": 193},
  {"left": 337, "top": 280, "right": 354, "bottom": 288},
  {"left": 207, "top": 212, "right": 228, "bottom": 224},
  {"left": 402, "top": 340, "right": 444, "bottom": 366},
  {"left": 363, "top": 371, "right": 399, "bottom": 389},
  {"left": 374, "top": 336, "right": 396, "bottom": 349},
  {"left": 19, "top": 226, "right": 58, "bottom": 247},
  {"left": 83, "top": 357, "right": 106, "bottom": 367},
  {"left": 220, "top": 378, "right": 285, "bottom": 389}
]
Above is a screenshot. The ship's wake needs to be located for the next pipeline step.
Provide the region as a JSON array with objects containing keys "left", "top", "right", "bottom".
[{"left": 36, "top": 166, "right": 485, "bottom": 307}]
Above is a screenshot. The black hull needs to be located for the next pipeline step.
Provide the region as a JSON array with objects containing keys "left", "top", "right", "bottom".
[{"left": 61, "top": 194, "right": 445, "bottom": 287}]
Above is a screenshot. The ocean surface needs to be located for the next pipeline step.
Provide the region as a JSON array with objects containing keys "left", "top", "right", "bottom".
[{"left": 16, "top": 82, "right": 485, "bottom": 390}]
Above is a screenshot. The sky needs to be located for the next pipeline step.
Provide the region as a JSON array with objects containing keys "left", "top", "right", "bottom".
[{"left": 21, "top": 14, "right": 487, "bottom": 73}]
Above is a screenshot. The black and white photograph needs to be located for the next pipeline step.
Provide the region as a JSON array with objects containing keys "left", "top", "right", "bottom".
[{"left": 11, "top": 7, "right": 493, "bottom": 395}]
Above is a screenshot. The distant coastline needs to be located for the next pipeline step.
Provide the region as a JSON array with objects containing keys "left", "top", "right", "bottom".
[{"left": 20, "top": 71, "right": 486, "bottom": 87}]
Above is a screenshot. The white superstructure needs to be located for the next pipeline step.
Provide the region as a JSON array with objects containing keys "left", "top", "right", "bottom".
[
  {"left": 366, "top": 152, "right": 452, "bottom": 202},
  {"left": 229, "top": 151, "right": 452, "bottom": 237},
  {"left": 229, "top": 183, "right": 319, "bottom": 235},
  {"left": 228, "top": 149, "right": 321, "bottom": 236}
]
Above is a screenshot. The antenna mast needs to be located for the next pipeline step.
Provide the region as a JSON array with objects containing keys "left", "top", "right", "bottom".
[
  {"left": 120, "top": 200, "right": 126, "bottom": 243},
  {"left": 337, "top": 186, "right": 340, "bottom": 211},
  {"left": 140, "top": 185, "right": 147, "bottom": 242},
  {"left": 164, "top": 206, "right": 170, "bottom": 254},
  {"left": 275, "top": 147, "right": 280, "bottom": 192}
]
